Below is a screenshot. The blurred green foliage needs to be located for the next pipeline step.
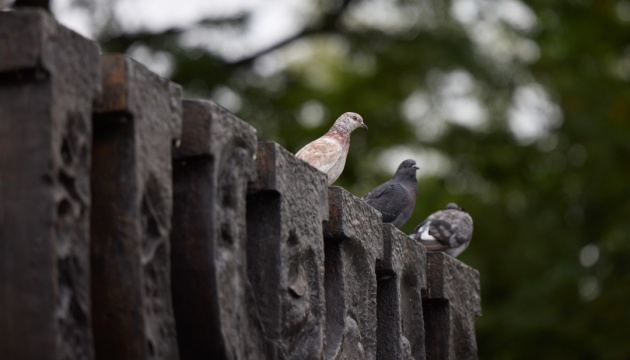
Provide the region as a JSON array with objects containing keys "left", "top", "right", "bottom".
[{"left": 84, "top": 0, "right": 630, "bottom": 358}]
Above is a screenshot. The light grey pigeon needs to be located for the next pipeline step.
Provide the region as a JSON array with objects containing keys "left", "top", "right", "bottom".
[
  {"left": 410, "top": 203, "right": 473, "bottom": 258},
  {"left": 296, "top": 112, "right": 367, "bottom": 185},
  {"left": 362, "top": 159, "right": 419, "bottom": 228}
]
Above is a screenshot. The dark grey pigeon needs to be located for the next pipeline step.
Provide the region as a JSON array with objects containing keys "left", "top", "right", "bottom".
[
  {"left": 362, "top": 159, "right": 419, "bottom": 228},
  {"left": 410, "top": 203, "right": 473, "bottom": 258}
]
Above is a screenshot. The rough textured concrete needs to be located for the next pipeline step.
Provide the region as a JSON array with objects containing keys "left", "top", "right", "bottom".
[
  {"left": 323, "top": 187, "right": 384, "bottom": 360},
  {"left": 246, "top": 141, "right": 329, "bottom": 359},
  {"left": 0, "top": 9, "right": 100, "bottom": 360},
  {"left": 170, "top": 100, "right": 265, "bottom": 359},
  {"left": 376, "top": 224, "right": 428, "bottom": 360},
  {"left": 421, "top": 252, "right": 482, "bottom": 360},
  {"left": 91, "top": 54, "right": 182, "bottom": 360}
]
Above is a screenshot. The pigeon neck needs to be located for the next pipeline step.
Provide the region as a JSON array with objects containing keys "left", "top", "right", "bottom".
[
  {"left": 326, "top": 123, "right": 353, "bottom": 143},
  {"left": 393, "top": 171, "right": 418, "bottom": 183}
]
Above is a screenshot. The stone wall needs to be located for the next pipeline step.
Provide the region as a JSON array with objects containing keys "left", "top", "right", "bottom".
[{"left": 0, "top": 9, "right": 481, "bottom": 360}]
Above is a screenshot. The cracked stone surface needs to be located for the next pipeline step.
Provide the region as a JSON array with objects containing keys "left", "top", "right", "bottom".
[
  {"left": 0, "top": 9, "right": 100, "bottom": 360},
  {"left": 91, "top": 54, "right": 182, "bottom": 360},
  {"left": 377, "top": 224, "right": 428, "bottom": 360},
  {"left": 246, "top": 141, "right": 329, "bottom": 360},
  {"left": 422, "top": 252, "right": 481, "bottom": 360},
  {"left": 323, "top": 186, "right": 384, "bottom": 360},
  {"left": 171, "top": 99, "right": 265, "bottom": 359}
]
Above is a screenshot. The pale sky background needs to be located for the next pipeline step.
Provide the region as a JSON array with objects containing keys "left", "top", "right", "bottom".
[{"left": 43, "top": 0, "right": 563, "bottom": 176}]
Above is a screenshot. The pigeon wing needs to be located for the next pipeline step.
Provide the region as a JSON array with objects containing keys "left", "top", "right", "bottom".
[
  {"left": 427, "top": 210, "right": 473, "bottom": 249},
  {"left": 411, "top": 219, "right": 449, "bottom": 251},
  {"left": 362, "top": 182, "right": 407, "bottom": 223},
  {"left": 296, "top": 137, "right": 343, "bottom": 175},
  {"left": 448, "top": 211, "right": 473, "bottom": 248}
]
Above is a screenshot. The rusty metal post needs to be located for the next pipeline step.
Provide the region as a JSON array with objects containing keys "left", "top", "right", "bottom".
[
  {"left": 246, "top": 141, "right": 329, "bottom": 359},
  {"left": 376, "top": 224, "right": 428, "bottom": 360},
  {"left": 323, "top": 186, "right": 384, "bottom": 360},
  {"left": 90, "top": 54, "right": 182, "bottom": 360},
  {"left": 170, "top": 100, "right": 265, "bottom": 359},
  {"left": 422, "top": 252, "right": 482, "bottom": 360},
  {"left": 0, "top": 9, "right": 101, "bottom": 360}
]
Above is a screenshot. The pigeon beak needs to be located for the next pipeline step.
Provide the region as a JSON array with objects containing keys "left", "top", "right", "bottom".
[
  {"left": 413, "top": 165, "right": 420, "bottom": 170},
  {"left": 361, "top": 123, "right": 368, "bottom": 130}
]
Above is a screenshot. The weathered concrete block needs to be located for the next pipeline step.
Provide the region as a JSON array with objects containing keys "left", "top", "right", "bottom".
[
  {"left": 0, "top": 9, "right": 100, "bottom": 360},
  {"left": 90, "top": 54, "right": 182, "bottom": 359},
  {"left": 421, "top": 252, "right": 481, "bottom": 360},
  {"left": 376, "top": 224, "right": 427, "bottom": 360},
  {"left": 246, "top": 141, "right": 329, "bottom": 359},
  {"left": 323, "top": 187, "right": 384, "bottom": 360},
  {"left": 170, "top": 99, "right": 265, "bottom": 359}
]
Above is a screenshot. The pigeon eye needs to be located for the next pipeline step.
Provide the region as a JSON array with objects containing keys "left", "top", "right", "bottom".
[
  {"left": 403, "top": 165, "right": 407, "bottom": 168},
  {"left": 352, "top": 116, "right": 357, "bottom": 121}
]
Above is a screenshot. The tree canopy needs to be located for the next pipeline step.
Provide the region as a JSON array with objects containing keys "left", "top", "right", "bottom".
[{"left": 47, "top": 0, "right": 630, "bottom": 358}]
